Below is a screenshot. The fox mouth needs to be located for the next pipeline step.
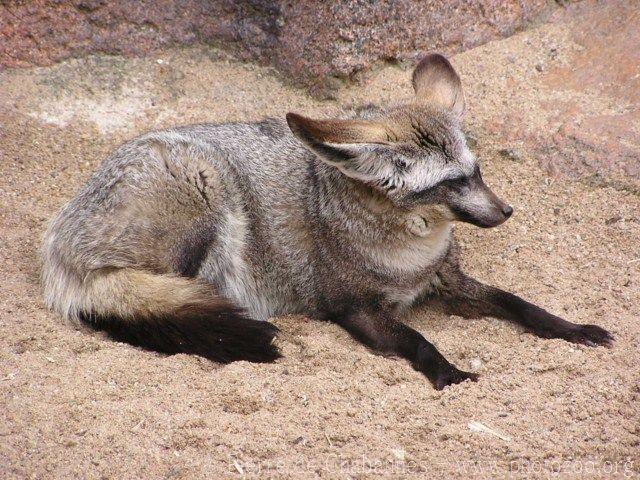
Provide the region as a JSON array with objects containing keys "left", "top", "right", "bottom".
[{"left": 472, "top": 217, "right": 510, "bottom": 228}]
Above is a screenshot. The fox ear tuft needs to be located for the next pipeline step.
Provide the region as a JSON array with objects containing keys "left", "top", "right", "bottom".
[{"left": 412, "top": 53, "right": 465, "bottom": 118}]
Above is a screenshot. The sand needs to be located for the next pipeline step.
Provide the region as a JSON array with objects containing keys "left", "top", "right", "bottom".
[{"left": 1, "top": 10, "right": 639, "bottom": 479}]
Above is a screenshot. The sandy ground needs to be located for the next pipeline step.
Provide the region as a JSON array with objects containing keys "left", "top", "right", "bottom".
[{"left": 1, "top": 6, "right": 639, "bottom": 479}]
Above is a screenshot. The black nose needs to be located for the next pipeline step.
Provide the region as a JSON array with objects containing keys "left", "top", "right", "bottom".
[{"left": 502, "top": 205, "right": 514, "bottom": 218}]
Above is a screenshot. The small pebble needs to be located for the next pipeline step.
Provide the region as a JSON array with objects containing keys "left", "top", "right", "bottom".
[
  {"left": 391, "top": 448, "right": 406, "bottom": 461},
  {"left": 470, "top": 358, "right": 483, "bottom": 371},
  {"left": 498, "top": 148, "right": 523, "bottom": 162}
]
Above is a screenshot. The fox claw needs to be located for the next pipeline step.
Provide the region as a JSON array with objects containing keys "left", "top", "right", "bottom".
[
  {"left": 567, "top": 324, "right": 614, "bottom": 348},
  {"left": 434, "top": 367, "right": 479, "bottom": 390}
]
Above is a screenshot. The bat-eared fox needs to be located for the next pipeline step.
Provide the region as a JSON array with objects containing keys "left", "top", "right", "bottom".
[{"left": 42, "top": 53, "right": 612, "bottom": 389}]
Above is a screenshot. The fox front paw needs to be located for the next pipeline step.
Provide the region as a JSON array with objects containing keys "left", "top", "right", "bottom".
[
  {"left": 433, "top": 367, "right": 479, "bottom": 390},
  {"left": 566, "top": 324, "right": 614, "bottom": 348}
]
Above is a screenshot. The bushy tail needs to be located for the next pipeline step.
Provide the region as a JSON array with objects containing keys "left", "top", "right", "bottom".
[{"left": 43, "top": 267, "right": 280, "bottom": 363}]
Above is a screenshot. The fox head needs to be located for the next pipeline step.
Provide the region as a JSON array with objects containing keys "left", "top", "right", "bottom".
[{"left": 286, "top": 53, "right": 513, "bottom": 229}]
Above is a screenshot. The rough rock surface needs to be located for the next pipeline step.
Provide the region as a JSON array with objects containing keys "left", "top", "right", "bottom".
[
  {"left": 1, "top": 0, "right": 556, "bottom": 94},
  {"left": 0, "top": 0, "right": 280, "bottom": 67},
  {"left": 475, "top": 0, "right": 640, "bottom": 191},
  {"left": 542, "top": 1, "right": 640, "bottom": 189}
]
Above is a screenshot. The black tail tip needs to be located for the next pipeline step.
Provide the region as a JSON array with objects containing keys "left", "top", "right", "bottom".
[{"left": 80, "top": 306, "right": 282, "bottom": 364}]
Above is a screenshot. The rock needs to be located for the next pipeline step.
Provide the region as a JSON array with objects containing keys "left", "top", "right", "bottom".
[
  {"left": 470, "top": 358, "right": 483, "bottom": 371},
  {"left": 498, "top": 148, "right": 523, "bottom": 163},
  {"left": 390, "top": 448, "right": 406, "bottom": 461},
  {"left": 0, "top": 0, "right": 557, "bottom": 93},
  {"left": 0, "top": 1, "right": 282, "bottom": 69},
  {"left": 541, "top": 1, "right": 640, "bottom": 189},
  {"left": 479, "top": 0, "right": 640, "bottom": 190}
]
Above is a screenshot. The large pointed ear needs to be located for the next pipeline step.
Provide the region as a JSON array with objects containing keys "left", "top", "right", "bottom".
[
  {"left": 286, "top": 112, "right": 400, "bottom": 188},
  {"left": 286, "top": 113, "right": 389, "bottom": 145},
  {"left": 412, "top": 53, "right": 465, "bottom": 118},
  {"left": 286, "top": 112, "right": 390, "bottom": 162}
]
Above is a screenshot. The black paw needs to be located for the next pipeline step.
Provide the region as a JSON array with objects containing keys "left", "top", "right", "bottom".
[
  {"left": 566, "top": 324, "right": 614, "bottom": 348},
  {"left": 433, "top": 367, "right": 479, "bottom": 390}
]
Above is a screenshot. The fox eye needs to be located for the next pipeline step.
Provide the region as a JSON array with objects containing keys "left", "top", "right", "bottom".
[{"left": 441, "top": 175, "right": 469, "bottom": 190}]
